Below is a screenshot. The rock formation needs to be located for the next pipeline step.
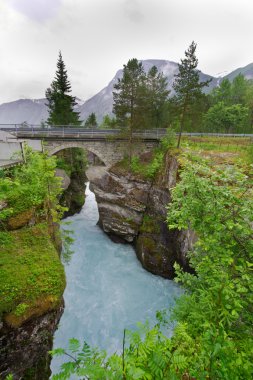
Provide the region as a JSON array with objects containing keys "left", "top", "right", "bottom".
[{"left": 87, "top": 153, "right": 195, "bottom": 279}]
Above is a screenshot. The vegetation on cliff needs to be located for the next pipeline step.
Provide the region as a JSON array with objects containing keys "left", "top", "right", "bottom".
[{"left": 0, "top": 148, "right": 66, "bottom": 325}]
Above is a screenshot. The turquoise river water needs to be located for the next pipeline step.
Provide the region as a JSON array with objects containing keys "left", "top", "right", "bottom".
[{"left": 51, "top": 184, "right": 181, "bottom": 374}]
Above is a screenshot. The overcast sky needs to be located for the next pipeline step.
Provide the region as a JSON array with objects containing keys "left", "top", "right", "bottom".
[{"left": 0, "top": 0, "right": 253, "bottom": 104}]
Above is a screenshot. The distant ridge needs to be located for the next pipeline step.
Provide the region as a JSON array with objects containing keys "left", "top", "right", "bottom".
[{"left": 0, "top": 60, "right": 252, "bottom": 125}]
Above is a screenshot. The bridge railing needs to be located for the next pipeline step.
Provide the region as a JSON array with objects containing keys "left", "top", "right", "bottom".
[
  {"left": 0, "top": 125, "right": 168, "bottom": 139},
  {"left": 0, "top": 125, "right": 252, "bottom": 139}
]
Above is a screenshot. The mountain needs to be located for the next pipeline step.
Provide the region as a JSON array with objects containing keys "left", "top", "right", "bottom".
[
  {"left": 78, "top": 59, "right": 218, "bottom": 123},
  {"left": 0, "top": 60, "right": 252, "bottom": 125},
  {"left": 222, "top": 62, "right": 253, "bottom": 82},
  {"left": 0, "top": 98, "right": 48, "bottom": 126}
]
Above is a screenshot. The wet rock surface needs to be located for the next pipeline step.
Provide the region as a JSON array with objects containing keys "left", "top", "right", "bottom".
[
  {"left": 59, "top": 171, "right": 87, "bottom": 218},
  {"left": 87, "top": 166, "right": 152, "bottom": 242}
]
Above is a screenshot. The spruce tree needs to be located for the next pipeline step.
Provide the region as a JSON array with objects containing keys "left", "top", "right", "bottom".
[
  {"left": 173, "top": 41, "right": 210, "bottom": 147},
  {"left": 113, "top": 58, "right": 145, "bottom": 160},
  {"left": 144, "top": 66, "right": 170, "bottom": 129},
  {"left": 113, "top": 58, "right": 145, "bottom": 129},
  {"left": 46, "top": 51, "right": 81, "bottom": 126},
  {"left": 84, "top": 113, "right": 98, "bottom": 128}
]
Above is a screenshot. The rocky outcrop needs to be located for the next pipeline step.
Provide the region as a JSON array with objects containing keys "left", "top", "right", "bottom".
[
  {"left": 88, "top": 154, "right": 195, "bottom": 278},
  {"left": 86, "top": 166, "right": 152, "bottom": 242},
  {"left": 0, "top": 302, "right": 64, "bottom": 379},
  {"left": 55, "top": 168, "right": 71, "bottom": 190}
]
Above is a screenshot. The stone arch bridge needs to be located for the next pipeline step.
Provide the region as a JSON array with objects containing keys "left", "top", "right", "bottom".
[
  {"left": 45, "top": 139, "right": 158, "bottom": 167},
  {"left": 0, "top": 128, "right": 164, "bottom": 167}
]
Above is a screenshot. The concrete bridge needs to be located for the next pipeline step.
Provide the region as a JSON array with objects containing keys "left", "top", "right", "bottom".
[{"left": 0, "top": 127, "right": 162, "bottom": 167}]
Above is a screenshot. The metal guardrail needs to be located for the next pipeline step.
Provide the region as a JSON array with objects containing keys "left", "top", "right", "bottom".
[
  {"left": 0, "top": 126, "right": 167, "bottom": 139},
  {"left": 0, "top": 125, "right": 252, "bottom": 140}
]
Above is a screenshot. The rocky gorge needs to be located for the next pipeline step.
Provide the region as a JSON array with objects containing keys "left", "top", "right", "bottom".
[
  {"left": 87, "top": 151, "right": 195, "bottom": 279},
  {"left": 1, "top": 147, "right": 194, "bottom": 379}
]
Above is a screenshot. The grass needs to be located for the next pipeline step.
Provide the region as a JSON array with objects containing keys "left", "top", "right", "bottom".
[
  {"left": 0, "top": 223, "right": 66, "bottom": 327},
  {"left": 180, "top": 136, "right": 252, "bottom": 164}
]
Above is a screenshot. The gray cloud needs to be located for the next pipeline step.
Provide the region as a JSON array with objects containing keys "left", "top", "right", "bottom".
[{"left": 0, "top": 0, "right": 253, "bottom": 104}]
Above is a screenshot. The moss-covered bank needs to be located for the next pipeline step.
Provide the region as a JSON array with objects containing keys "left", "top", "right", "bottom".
[
  {"left": 0, "top": 223, "right": 65, "bottom": 327},
  {"left": 0, "top": 150, "right": 67, "bottom": 379}
]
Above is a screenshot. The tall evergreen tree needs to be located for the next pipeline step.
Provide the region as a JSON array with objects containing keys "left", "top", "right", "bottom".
[
  {"left": 46, "top": 51, "right": 81, "bottom": 126},
  {"left": 144, "top": 66, "right": 170, "bottom": 129},
  {"left": 113, "top": 58, "right": 145, "bottom": 129},
  {"left": 173, "top": 41, "right": 211, "bottom": 147},
  {"left": 113, "top": 58, "right": 145, "bottom": 160}
]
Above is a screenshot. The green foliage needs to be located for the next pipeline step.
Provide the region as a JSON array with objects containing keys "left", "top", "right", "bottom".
[
  {"left": 129, "top": 150, "right": 164, "bottom": 179},
  {"left": 0, "top": 148, "right": 69, "bottom": 320},
  {"left": 204, "top": 101, "right": 249, "bottom": 133},
  {"left": 46, "top": 51, "right": 81, "bottom": 126},
  {"left": 5, "top": 375, "right": 13, "bottom": 380},
  {"left": 0, "top": 147, "right": 63, "bottom": 220},
  {"left": 207, "top": 74, "right": 253, "bottom": 133},
  {"left": 167, "top": 159, "right": 253, "bottom": 379},
  {"left": 52, "top": 159, "right": 253, "bottom": 379},
  {"left": 160, "top": 128, "right": 176, "bottom": 152},
  {"left": 13, "top": 302, "right": 29, "bottom": 316},
  {"left": 145, "top": 152, "right": 164, "bottom": 178}
]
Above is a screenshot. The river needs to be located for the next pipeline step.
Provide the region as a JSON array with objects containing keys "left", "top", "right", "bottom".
[{"left": 51, "top": 183, "right": 181, "bottom": 375}]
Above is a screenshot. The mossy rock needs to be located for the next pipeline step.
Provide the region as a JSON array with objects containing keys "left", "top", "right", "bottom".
[
  {"left": 6, "top": 208, "right": 36, "bottom": 230},
  {"left": 137, "top": 235, "right": 157, "bottom": 253},
  {"left": 139, "top": 215, "right": 160, "bottom": 234}
]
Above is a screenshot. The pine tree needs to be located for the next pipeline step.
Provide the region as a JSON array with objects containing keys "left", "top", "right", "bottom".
[
  {"left": 46, "top": 51, "right": 81, "bottom": 126},
  {"left": 173, "top": 41, "right": 210, "bottom": 147}
]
